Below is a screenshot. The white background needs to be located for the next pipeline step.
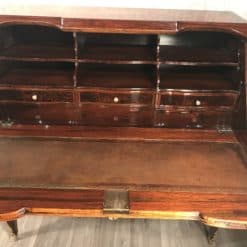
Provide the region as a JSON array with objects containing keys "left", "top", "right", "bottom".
[{"left": 0, "top": 0, "right": 246, "bottom": 19}]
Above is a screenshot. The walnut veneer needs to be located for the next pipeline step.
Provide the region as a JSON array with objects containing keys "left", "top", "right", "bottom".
[{"left": 0, "top": 7, "right": 247, "bottom": 243}]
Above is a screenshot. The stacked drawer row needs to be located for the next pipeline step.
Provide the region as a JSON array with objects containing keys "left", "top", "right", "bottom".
[{"left": 0, "top": 89, "right": 238, "bottom": 129}]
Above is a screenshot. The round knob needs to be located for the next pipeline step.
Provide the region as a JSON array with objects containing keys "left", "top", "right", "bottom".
[
  {"left": 113, "top": 97, "right": 119, "bottom": 103},
  {"left": 195, "top": 100, "right": 201, "bottom": 106},
  {"left": 32, "top": 94, "right": 38, "bottom": 101}
]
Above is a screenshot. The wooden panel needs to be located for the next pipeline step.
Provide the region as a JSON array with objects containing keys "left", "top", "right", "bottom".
[
  {"left": 1, "top": 8, "right": 246, "bottom": 23},
  {"left": 0, "top": 15, "right": 61, "bottom": 28},
  {"left": 159, "top": 92, "right": 238, "bottom": 108},
  {"left": 155, "top": 109, "right": 233, "bottom": 129},
  {"left": 80, "top": 90, "right": 154, "bottom": 106},
  {"left": 129, "top": 191, "right": 247, "bottom": 229},
  {"left": 80, "top": 104, "right": 154, "bottom": 127},
  {"left": 178, "top": 22, "right": 247, "bottom": 39},
  {"left": 63, "top": 19, "right": 176, "bottom": 34},
  {"left": 0, "top": 89, "right": 73, "bottom": 103},
  {"left": 0, "top": 127, "right": 237, "bottom": 143},
  {"left": 0, "top": 9, "right": 246, "bottom": 36},
  {"left": 1, "top": 188, "right": 247, "bottom": 230},
  {"left": 0, "top": 138, "right": 246, "bottom": 193},
  {"left": 0, "top": 103, "right": 80, "bottom": 126}
]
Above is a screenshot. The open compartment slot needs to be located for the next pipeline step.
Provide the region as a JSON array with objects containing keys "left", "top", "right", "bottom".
[
  {"left": 0, "top": 61, "right": 74, "bottom": 87},
  {"left": 159, "top": 32, "right": 239, "bottom": 66},
  {"left": 77, "top": 33, "right": 157, "bottom": 63},
  {"left": 0, "top": 25, "right": 75, "bottom": 61},
  {"left": 77, "top": 64, "right": 156, "bottom": 89},
  {"left": 159, "top": 65, "right": 240, "bottom": 91}
]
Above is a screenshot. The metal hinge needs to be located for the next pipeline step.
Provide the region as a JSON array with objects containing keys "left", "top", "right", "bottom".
[
  {"left": 103, "top": 190, "right": 129, "bottom": 215},
  {"left": 216, "top": 126, "right": 233, "bottom": 134},
  {"left": 0, "top": 119, "right": 14, "bottom": 128}
]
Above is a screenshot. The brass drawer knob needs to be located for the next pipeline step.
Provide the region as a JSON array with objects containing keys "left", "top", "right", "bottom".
[
  {"left": 113, "top": 97, "right": 119, "bottom": 103},
  {"left": 195, "top": 100, "right": 201, "bottom": 106},
  {"left": 32, "top": 94, "right": 38, "bottom": 101}
]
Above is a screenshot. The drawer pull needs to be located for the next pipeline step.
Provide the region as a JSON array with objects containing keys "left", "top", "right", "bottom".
[
  {"left": 195, "top": 100, "right": 201, "bottom": 106},
  {"left": 32, "top": 94, "right": 38, "bottom": 101},
  {"left": 113, "top": 97, "right": 119, "bottom": 103}
]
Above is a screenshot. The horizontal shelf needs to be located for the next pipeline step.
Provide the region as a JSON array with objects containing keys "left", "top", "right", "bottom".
[
  {"left": 0, "top": 62, "right": 74, "bottom": 88},
  {"left": 159, "top": 67, "right": 238, "bottom": 92},
  {"left": 0, "top": 44, "right": 75, "bottom": 62},
  {"left": 78, "top": 45, "right": 156, "bottom": 64},
  {"left": 159, "top": 46, "right": 238, "bottom": 67},
  {"left": 77, "top": 64, "right": 155, "bottom": 89}
]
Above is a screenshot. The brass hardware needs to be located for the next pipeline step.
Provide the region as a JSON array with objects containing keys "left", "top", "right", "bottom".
[
  {"left": 113, "top": 97, "right": 119, "bottom": 103},
  {"left": 156, "top": 122, "right": 166, "bottom": 127},
  {"left": 32, "top": 94, "right": 38, "bottom": 101},
  {"left": 0, "top": 119, "right": 14, "bottom": 128},
  {"left": 108, "top": 217, "right": 118, "bottom": 221},
  {"left": 195, "top": 100, "right": 201, "bottom": 106},
  {"left": 103, "top": 190, "right": 129, "bottom": 214},
  {"left": 217, "top": 126, "right": 232, "bottom": 134}
]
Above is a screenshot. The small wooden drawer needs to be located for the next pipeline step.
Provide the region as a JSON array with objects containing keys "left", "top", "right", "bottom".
[
  {"left": 1, "top": 103, "right": 79, "bottom": 126},
  {"left": 80, "top": 90, "right": 154, "bottom": 106},
  {"left": 159, "top": 92, "right": 238, "bottom": 108},
  {"left": 80, "top": 104, "right": 154, "bottom": 127},
  {"left": 0, "top": 90, "right": 73, "bottom": 103},
  {"left": 155, "top": 109, "right": 232, "bottom": 129},
  {"left": 0, "top": 103, "right": 40, "bottom": 125}
]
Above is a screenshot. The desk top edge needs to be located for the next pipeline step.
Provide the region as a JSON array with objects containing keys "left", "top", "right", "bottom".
[{"left": 0, "top": 7, "right": 246, "bottom": 24}]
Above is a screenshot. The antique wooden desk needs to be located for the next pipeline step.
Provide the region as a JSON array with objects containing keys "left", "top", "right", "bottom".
[{"left": 0, "top": 7, "right": 247, "bottom": 244}]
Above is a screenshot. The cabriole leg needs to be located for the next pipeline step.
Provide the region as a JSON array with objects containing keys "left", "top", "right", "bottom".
[
  {"left": 205, "top": 225, "right": 218, "bottom": 245},
  {"left": 2, "top": 220, "right": 18, "bottom": 241}
]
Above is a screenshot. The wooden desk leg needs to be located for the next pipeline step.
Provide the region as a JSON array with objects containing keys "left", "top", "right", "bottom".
[
  {"left": 205, "top": 225, "right": 218, "bottom": 245},
  {"left": 3, "top": 220, "right": 18, "bottom": 241}
]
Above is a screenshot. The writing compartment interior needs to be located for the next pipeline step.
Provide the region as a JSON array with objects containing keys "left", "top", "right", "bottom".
[
  {"left": 77, "top": 33, "right": 157, "bottom": 63},
  {"left": 77, "top": 63, "right": 157, "bottom": 89},
  {"left": 159, "top": 31, "right": 240, "bottom": 66},
  {"left": 0, "top": 137, "right": 246, "bottom": 194},
  {"left": 0, "top": 61, "right": 75, "bottom": 87},
  {"left": 0, "top": 25, "right": 75, "bottom": 61},
  {"left": 159, "top": 65, "right": 241, "bottom": 91}
]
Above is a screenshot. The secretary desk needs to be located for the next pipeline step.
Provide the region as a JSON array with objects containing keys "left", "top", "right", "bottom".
[{"left": 0, "top": 7, "right": 247, "bottom": 244}]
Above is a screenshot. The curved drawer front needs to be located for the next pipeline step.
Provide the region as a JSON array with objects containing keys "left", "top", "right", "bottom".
[
  {"left": 80, "top": 104, "right": 154, "bottom": 127},
  {"left": 159, "top": 92, "right": 238, "bottom": 108},
  {"left": 156, "top": 109, "right": 232, "bottom": 129},
  {"left": 80, "top": 90, "right": 154, "bottom": 106},
  {"left": 0, "top": 90, "right": 73, "bottom": 103},
  {"left": 0, "top": 103, "right": 80, "bottom": 126}
]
